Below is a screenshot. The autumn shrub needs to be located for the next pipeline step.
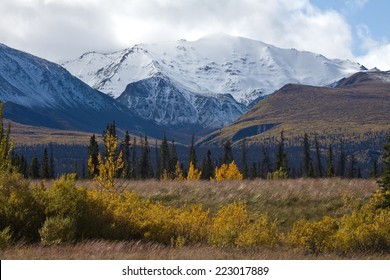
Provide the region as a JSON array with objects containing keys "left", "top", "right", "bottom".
[
  {"left": 209, "top": 202, "right": 248, "bottom": 247},
  {"left": 287, "top": 216, "right": 338, "bottom": 254},
  {"left": 334, "top": 192, "right": 390, "bottom": 253},
  {"left": 236, "top": 213, "right": 279, "bottom": 248},
  {"left": 43, "top": 174, "right": 90, "bottom": 239},
  {"left": 0, "top": 171, "right": 45, "bottom": 241},
  {"left": 0, "top": 227, "right": 12, "bottom": 250},
  {"left": 214, "top": 161, "right": 243, "bottom": 181},
  {"left": 143, "top": 204, "right": 210, "bottom": 246},
  {"left": 39, "top": 216, "right": 76, "bottom": 245}
]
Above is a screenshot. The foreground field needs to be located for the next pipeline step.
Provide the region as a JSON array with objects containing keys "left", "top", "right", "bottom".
[{"left": 1, "top": 177, "right": 389, "bottom": 260}]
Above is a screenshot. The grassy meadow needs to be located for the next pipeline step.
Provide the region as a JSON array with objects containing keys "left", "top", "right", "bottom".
[{"left": 1, "top": 177, "right": 389, "bottom": 260}]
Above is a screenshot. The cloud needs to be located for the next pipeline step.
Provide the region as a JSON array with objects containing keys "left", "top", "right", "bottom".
[
  {"left": 356, "top": 24, "right": 390, "bottom": 70},
  {"left": 0, "top": 0, "right": 354, "bottom": 62}
]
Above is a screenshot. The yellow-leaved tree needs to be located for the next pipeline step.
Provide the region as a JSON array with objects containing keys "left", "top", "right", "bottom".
[
  {"left": 94, "top": 134, "right": 124, "bottom": 192},
  {"left": 214, "top": 161, "right": 243, "bottom": 181},
  {"left": 187, "top": 162, "right": 202, "bottom": 180},
  {"left": 174, "top": 161, "right": 185, "bottom": 181}
]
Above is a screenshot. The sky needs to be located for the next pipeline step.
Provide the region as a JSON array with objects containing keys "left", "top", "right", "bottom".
[{"left": 1, "top": 0, "right": 389, "bottom": 70}]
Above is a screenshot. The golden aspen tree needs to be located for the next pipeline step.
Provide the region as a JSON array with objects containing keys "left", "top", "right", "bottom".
[
  {"left": 174, "top": 161, "right": 184, "bottom": 181},
  {"left": 187, "top": 162, "right": 202, "bottom": 180},
  {"left": 214, "top": 161, "right": 243, "bottom": 181},
  {"left": 94, "top": 134, "right": 124, "bottom": 192}
]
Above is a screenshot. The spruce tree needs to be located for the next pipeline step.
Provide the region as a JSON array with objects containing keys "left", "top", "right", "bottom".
[
  {"left": 378, "top": 134, "right": 390, "bottom": 208},
  {"left": 370, "top": 159, "right": 379, "bottom": 178},
  {"left": 314, "top": 135, "right": 323, "bottom": 177},
  {"left": 160, "top": 132, "right": 169, "bottom": 174},
  {"left": 202, "top": 149, "right": 213, "bottom": 180},
  {"left": 49, "top": 143, "right": 55, "bottom": 178},
  {"left": 347, "top": 154, "right": 357, "bottom": 179},
  {"left": 189, "top": 134, "right": 197, "bottom": 168},
  {"left": 168, "top": 140, "right": 178, "bottom": 176},
  {"left": 327, "top": 145, "right": 335, "bottom": 177},
  {"left": 260, "top": 145, "right": 272, "bottom": 178},
  {"left": 222, "top": 140, "right": 234, "bottom": 164},
  {"left": 337, "top": 139, "right": 346, "bottom": 177},
  {"left": 250, "top": 162, "right": 258, "bottom": 179},
  {"left": 155, "top": 139, "right": 161, "bottom": 179},
  {"left": 121, "top": 131, "right": 131, "bottom": 178},
  {"left": 131, "top": 137, "right": 137, "bottom": 179},
  {"left": 303, "top": 133, "right": 313, "bottom": 177},
  {"left": 0, "top": 102, "right": 13, "bottom": 171},
  {"left": 87, "top": 134, "right": 99, "bottom": 178},
  {"left": 41, "top": 148, "right": 50, "bottom": 179},
  {"left": 241, "top": 138, "right": 248, "bottom": 179},
  {"left": 139, "top": 136, "right": 153, "bottom": 179},
  {"left": 29, "top": 153, "right": 40, "bottom": 179},
  {"left": 276, "top": 131, "right": 288, "bottom": 173}
]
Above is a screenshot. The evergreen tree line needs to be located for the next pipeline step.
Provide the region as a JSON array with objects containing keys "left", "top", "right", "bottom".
[{"left": 83, "top": 124, "right": 387, "bottom": 181}]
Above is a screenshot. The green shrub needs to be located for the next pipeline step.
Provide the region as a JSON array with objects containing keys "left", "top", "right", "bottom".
[
  {"left": 39, "top": 216, "right": 76, "bottom": 245},
  {"left": 0, "top": 226, "right": 12, "bottom": 250},
  {"left": 267, "top": 168, "right": 288, "bottom": 180},
  {"left": 44, "top": 174, "right": 89, "bottom": 239}
]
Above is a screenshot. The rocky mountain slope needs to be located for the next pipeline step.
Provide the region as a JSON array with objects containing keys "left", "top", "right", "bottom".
[{"left": 63, "top": 34, "right": 363, "bottom": 130}]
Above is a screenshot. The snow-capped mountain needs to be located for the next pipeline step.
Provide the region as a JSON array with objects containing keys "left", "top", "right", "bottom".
[
  {"left": 63, "top": 34, "right": 363, "bottom": 130},
  {"left": 0, "top": 43, "right": 160, "bottom": 135}
]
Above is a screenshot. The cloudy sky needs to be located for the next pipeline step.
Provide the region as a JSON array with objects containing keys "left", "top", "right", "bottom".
[{"left": 1, "top": 0, "right": 389, "bottom": 70}]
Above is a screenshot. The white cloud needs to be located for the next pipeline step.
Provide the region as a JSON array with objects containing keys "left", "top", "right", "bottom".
[
  {"left": 356, "top": 24, "right": 390, "bottom": 70},
  {"left": 0, "top": 0, "right": 355, "bottom": 62}
]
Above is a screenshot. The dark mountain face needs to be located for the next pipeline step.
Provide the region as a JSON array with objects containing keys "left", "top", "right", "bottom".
[
  {"left": 199, "top": 71, "right": 390, "bottom": 146},
  {"left": 0, "top": 44, "right": 163, "bottom": 139}
]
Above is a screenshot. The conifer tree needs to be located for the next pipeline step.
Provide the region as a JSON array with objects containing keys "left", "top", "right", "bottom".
[
  {"left": 189, "top": 134, "right": 197, "bottom": 168},
  {"left": 314, "top": 135, "right": 323, "bottom": 177},
  {"left": 202, "top": 149, "right": 214, "bottom": 180},
  {"left": 160, "top": 132, "right": 169, "bottom": 173},
  {"left": 241, "top": 138, "right": 248, "bottom": 179},
  {"left": 303, "top": 133, "right": 313, "bottom": 177},
  {"left": 276, "top": 131, "right": 288, "bottom": 173},
  {"left": 378, "top": 134, "right": 390, "bottom": 208},
  {"left": 29, "top": 153, "right": 40, "bottom": 179},
  {"left": 260, "top": 145, "right": 272, "bottom": 179},
  {"left": 49, "top": 143, "right": 55, "bottom": 178},
  {"left": 370, "top": 159, "right": 379, "bottom": 178},
  {"left": 131, "top": 137, "right": 137, "bottom": 179},
  {"left": 41, "top": 147, "right": 50, "bottom": 179},
  {"left": 73, "top": 160, "right": 79, "bottom": 179},
  {"left": 0, "top": 102, "right": 13, "bottom": 171},
  {"left": 222, "top": 140, "right": 234, "bottom": 164},
  {"left": 139, "top": 136, "right": 153, "bottom": 179},
  {"left": 155, "top": 139, "right": 161, "bottom": 179},
  {"left": 337, "top": 139, "right": 346, "bottom": 177},
  {"left": 250, "top": 162, "right": 258, "bottom": 179},
  {"left": 348, "top": 154, "right": 357, "bottom": 178},
  {"left": 87, "top": 134, "right": 99, "bottom": 178},
  {"left": 169, "top": 140, "right": 178, "bottom": 176},
  {"left": 327, "top": 145, "right": 335, "bottom": 177},
  {"left": 121, "top": 131, "right": 131, "bottom": 179}
]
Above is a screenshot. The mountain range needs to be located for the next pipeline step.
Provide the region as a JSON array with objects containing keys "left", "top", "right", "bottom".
[
  {"left": 0, "top": 35, "right": 377, "bottom": 145},
  {"left": 63, "top": 34, "right": 363, "bottom": 132},
  {"left": 198, "top": 71, "right": 390, "bottom": 146}
]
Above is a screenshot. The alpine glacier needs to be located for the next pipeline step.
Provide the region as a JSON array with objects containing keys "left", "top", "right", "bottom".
[{"left": 63, "top": 34, "right": 363, "bottom": 130}]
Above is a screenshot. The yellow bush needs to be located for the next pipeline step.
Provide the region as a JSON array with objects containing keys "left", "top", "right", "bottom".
[
  {"left": 334, "top": 202, "right": 390, "bottom": 253},
  {"left": 236, "top": 213, "right": 279, "bottom": 248},
  {"left": 287, "top": 216, "right": 338, "bottom": 254},
  {"left": 0, "top": 227, "right": 12, "bottom": 250},
  {"left": 39, "top": 216, "right": 76, "bottom": 245},
  {"left": 174, "top": 162, "right": 185, "bottom": 181},
  {"left": 209, "top": 202, "right": 248, "bottom": 247},
  {"left": 214, "top": 161, "right": 243, "bottom": 181},
  {"left": 187, "top": 162, "right": 202, "bottom": 180}
]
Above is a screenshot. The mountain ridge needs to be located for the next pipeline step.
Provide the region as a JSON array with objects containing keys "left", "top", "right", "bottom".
[{"left": 63, "top": 34, "right": 363, "bottom": 130}]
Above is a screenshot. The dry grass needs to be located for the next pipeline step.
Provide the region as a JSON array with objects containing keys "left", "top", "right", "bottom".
[
  {"left": 36, "top": 178, "right": 377, "bottom": 231},
  {"left": 2, "top": 240, "right": 389, "bottom": 260}
]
